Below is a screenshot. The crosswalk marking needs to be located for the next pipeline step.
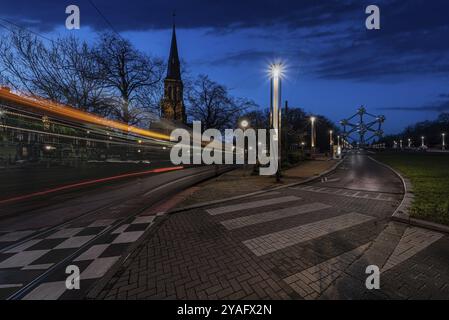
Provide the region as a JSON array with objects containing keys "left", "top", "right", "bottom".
[
  {"left": 243, "top": 213, "right": 374, "bottom": 256},
  {"left": 290, "top": 186, "right": 395, "bottom": 202},
  {"left": 284, "top": 243, "right": 370, "bottom": 299},
  {"left": 382, "top": 227, "right": 443, "bottom": 272},
  {"left": 206, "top": 196, "right": 301, "bottom": 216},
  {"left": 221, "top": 203, "right": 331, "bottom": 230}
]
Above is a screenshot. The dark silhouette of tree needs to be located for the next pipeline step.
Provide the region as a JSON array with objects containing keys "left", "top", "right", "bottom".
[
  {"left": 186, "top": 75, "right": 257, "bottom": 131},
  {"left": 94, "top": 32, "right": 165, "bottom": 125}
]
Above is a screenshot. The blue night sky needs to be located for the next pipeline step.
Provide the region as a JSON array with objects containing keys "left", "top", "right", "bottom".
[{"left": 1, "top": 0, "right": 449, "bottom": 134}]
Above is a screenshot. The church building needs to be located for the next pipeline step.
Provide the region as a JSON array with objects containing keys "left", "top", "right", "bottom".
[{"left": 161, "top": 22, "right": 186, "bottom": 124}]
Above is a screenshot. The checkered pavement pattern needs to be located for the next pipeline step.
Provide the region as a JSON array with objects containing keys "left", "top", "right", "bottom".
[{"left": 0, "top": 213, "right": 163, "bottom": 300}]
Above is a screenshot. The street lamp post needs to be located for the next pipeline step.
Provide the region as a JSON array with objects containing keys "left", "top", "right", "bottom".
[
  {"left": 310, "top": 116, "right": 316, "bottom": 152},
  {"left": 421, "top": 136, "right": 425, "bottom": 148},
  {"left": 442, "top": 133, "right": 446, "bottom": 150},
  {"left": 329, "top": 130, "right": 334, "bottom": 154},
  {"left": 270, "top": 63, "right": 282, "bottom": 182},
  {"left": 408, "top": 138, "right": 412, "bottom": 148}
]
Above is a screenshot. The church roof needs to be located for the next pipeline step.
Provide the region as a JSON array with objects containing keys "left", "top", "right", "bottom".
[{"left": 166, "top": 23, "right": 181, "bottom": 80}]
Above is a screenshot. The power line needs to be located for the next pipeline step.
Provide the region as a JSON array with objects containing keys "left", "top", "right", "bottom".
[
  {"left": 0, "top": 17, "right": 54, "bottom": 43},
  {"left": 87, "top": 0, "right": 125, "bottom": 41}
]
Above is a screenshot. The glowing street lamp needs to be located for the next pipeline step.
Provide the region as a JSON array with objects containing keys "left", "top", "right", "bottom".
[
  {"left": 310, "top": 116, "right": 316, "bottom": 150},
  {"left": 442, "top": 133, "right": 446, "bottom": 150},
  {"left": 421, "top": 136, "right": 425, "bottom": 148},
  {"left": 240, "top": 119, "right": 249, "bottom": 130},
  {"left": 269, "top": 63, "right": 283, "bottom": 181},
  {"left": 408, "top": 138, "right": 412, "bottom": 148}
]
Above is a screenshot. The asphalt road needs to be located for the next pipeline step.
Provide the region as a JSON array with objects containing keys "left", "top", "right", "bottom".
[
  {"left": 0, "top": 164, "right": 232, "bottom": 299},
  {"left": 96, "top": 151, "right": 448, "bottom": 300}
]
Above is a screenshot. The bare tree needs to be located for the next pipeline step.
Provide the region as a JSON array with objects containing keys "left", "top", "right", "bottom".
[
  {"left": 186, "top": 75, "right": 256, "bottom": 131},
  {"left": 0, "top": 30, "right": 111, "bottom": 116},
  {"left": 94, "top": 32, "right": 165, "bottom": 125}
]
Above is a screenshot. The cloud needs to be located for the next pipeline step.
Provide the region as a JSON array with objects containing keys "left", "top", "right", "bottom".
[
  {"left": 2, "top": 0, "right": 449, "bottom": 82},
  {"left": 380, "top": 98, "right": 449, "bottom": 113}
]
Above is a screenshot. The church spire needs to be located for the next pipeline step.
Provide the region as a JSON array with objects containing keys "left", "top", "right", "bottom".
[{"left": 166, "top": 16, "right": 181, "bottom": 80}]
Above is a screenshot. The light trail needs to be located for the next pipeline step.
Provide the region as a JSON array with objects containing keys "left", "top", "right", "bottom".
[
  {"left": 0, "top": 166, "right": 184, "bottom": 205},
  {"left": 0, "top": 88, "right": 171, "bottom": 141}
]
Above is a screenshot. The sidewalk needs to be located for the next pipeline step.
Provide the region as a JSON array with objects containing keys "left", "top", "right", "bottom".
[
  {"left": 92, "top": 158, "right": 449, "bottom": 300},
  {"left": 173, "top": 160, "right": 338, "bottom": 208}
]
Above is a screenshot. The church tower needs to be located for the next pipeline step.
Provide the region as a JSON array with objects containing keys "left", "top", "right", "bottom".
[{"left": 161, "top": 22, "right": 186, "bottom": 124}]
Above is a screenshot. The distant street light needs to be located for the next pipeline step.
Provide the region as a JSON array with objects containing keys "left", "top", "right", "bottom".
[
  {"left": 399, "top": 139, "right": 403, "bottom": 149},
  {"left": 240, "top": 119, "right": 249, "bottom": 130},
  {"left": 421, "top": 136, "right": 425, "bottom": 148},
  {"left": 442, "top": 133, "right": 446, "bottom": 150},
  {"left": 408, "top": 138, "right": 412, "bottom": 148},
  {"left": 310, "top": 116, "right": 316, "bottom": 151}
]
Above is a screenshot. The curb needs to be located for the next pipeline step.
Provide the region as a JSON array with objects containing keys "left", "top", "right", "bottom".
[
  {"left": 369, "top": 156, "right": 449, "bottom": 234},
  {"left": 165, "top": 158, "right": 345, "bottom": 215}
]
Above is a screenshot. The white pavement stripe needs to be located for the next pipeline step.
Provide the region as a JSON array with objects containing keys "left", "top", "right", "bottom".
[
  {"left": 0, "top": 230, "right": 34, "bottom": 243},
  {"left": 46, "top": 228, "right": 84, "bottom": 239},
  {"left": 284, "top": 244, "right": 370, "bottom": 299},
  {"left": 74, "top": 244, "right": 110, "bottom": 261},
  {"left": 250, "top": 191, "right": 281, "bottom": 198},
  {"left": 22, "top": 263, "right": 54, "bottom": 270},
  {"left": 54, "top": 236, "right": 95, "bottom": 249},
  {"left": 4, "top": 239, "right": 42, "bottom": 253},
  {"left": 243, "top": 213, "right": 374, "bottom": 256},
  {"left": 112, "top": 224, "right": 130, "bottom": 234},
  {"left": 206, "top": 196, "right": 301, "bottom": 216},
  {"left": 382, "top": 227, "right": 443, "bottom": 272},
  {"left": 0, "top": 284, "right": 23, "bottom": 289},
  {"left": 0, "top": 250, "right": 50, "bottom": 269},
  {"left": 112, "top": 231, "right": 144, "bottom": 244},
  {"left": 132, "top": 216, "right": 155, "bottom": 224},
  {"left": 221, "top": 203, "right": 332, "bottom": 230},
  {"left": 22, "top": 281, "right": 66, "bottom": 300},
  {"left": 81, "top": 256, "right": 120, "bottom": 280},
  {"left": 88, "top": 219, "right": 116, "bottom": 228},
  {"left": 294, "top": 186, "right": 395, "bottom": 202}
]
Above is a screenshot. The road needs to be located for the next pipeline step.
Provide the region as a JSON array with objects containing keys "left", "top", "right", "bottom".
[
  {"left": 96, "top": 151, "right": 449, "bottom": 300},
  {"left": 0, "top": 165, "right": 232, "bottom": 299}
]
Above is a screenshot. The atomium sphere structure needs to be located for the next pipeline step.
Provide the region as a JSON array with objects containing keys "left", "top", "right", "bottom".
[{"left": 340, "top": 106, "right": 385, "bottom": 146}]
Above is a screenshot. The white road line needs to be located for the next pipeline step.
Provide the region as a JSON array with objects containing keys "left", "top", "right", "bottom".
[
  {"left": 243, "top": 213, "right": 374, "bottom": 256},
  {"left": 112, "top": 231, "right": 144, "bottom": 244},
  {"left": 46, "top": 228, "right": 84, "bottom": 239},
  {"left": 284, "top": 243, "right": 370, "bottom": 299},
  {"left": 22, "top": 281, "right": 66, "bottom": 300},
  {"left": 0, "top": 284, "right": 23, "bottom": 289},
  {"left": 221, "top": 203, "right": 332, "bottom": 230},
  {"left": 0, "top": 250, "right": 50, "bottom": 269},
  {"left": 382, "top": 227, "right": 443, "bottom": 272},
  {"left": 74, "top": 244, "right": 110, "bottom": 261},
  {"left": 80, "top": 256, "right": 120, "bottom": 280},
  {"left": 206, "top": 196, "right": 301, "bottom": 216},
  {"left": 22, "top": 263, "right": 54, "bottom": 270},
  {"left": 4, "top": 239, "right": 42, "bottom": 254},
  {"left": 54, "top": 236, "right": 95, "bottom": 249},
  {"left": 0, "top": 230, "right": 35, "bottom": 243}
]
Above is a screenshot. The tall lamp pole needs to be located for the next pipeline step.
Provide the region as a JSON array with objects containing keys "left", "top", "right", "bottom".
[
  {"left": 270, "top": 63, "right": 282, "bottom": 182},
  {"left": 310, "top": 116, "right": 316, "bottom": 152},
  {"left": 442, "top": 133, "right": 446, "bottom": 150},
  {"left": 329, "top": 130, "right": 334, "bottom": 153}
]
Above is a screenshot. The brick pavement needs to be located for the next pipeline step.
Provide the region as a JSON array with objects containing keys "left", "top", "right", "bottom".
[{"left": 95, "top": 156, "right": 449, "bottom": 300}]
